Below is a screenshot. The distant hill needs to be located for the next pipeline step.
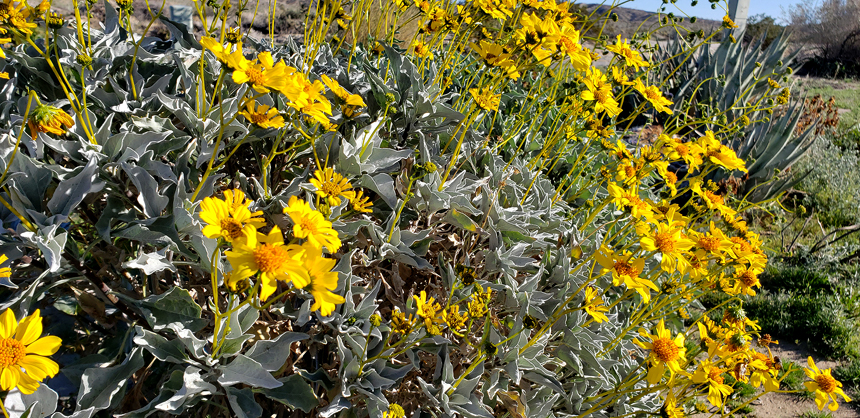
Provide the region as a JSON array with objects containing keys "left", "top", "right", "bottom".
[{"left": 581, "top": 3, "right": 722, "bottom": 39}]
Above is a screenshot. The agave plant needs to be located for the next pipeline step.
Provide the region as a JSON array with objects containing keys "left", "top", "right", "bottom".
[{"left": 653, "top": 30, "right": 817, "bottom": 203}]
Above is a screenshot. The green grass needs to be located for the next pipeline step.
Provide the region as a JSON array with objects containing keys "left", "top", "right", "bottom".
[
  {"left": 795, "top": 77, "right": 860, "bottom": 128},
  {"left": 797, "top": 411, "right": 834, "bottom": 418}
]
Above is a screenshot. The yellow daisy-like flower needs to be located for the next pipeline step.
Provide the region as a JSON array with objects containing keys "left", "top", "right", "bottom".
[
  {"left": 239, "top": 101, "right": 285, "bottom": 129},
  {"left": 660, "top": 390, "right": 685, "bottom": 418},
  {"left": 582, "top": 286, "right": 609, "bottom": 323},
  {"left": 469, "top": 87, "right": 501, "bottom": 111},
  {"left": 28, "top": 103, "right": 74, "bottom": 137},
  {"left": 692, "top": 360, "right": 733, "bottom": 407},
  {"left": 199, "top": 193, "right": 266, "bottom": 243},
  {"left": 731, "top": 265, "right": 762, "bottom": 296},
  {"left": 299, "top": 244, "right": 345, "bottom": 316},
  {"left": 594, "top": 247, "right": 657, "bottom": 302},
  {"left": 225, "top": 226, "right": 308, "bottom": 300},
  {"left": 805, "top": 356, "right": 851, "bottom": 411},
  {"left": 350, "top": 190, "right": 373, "bottom": 213},
  {"left": 411, "top": 40, "right": 433, "bottom": 59},
  {"left": 0, "top": 254, "right": 10, "bottom": 281},
  {"left": 232, "top": 51, "right": 294, "bottom": 94},
  {"left": 413, "top": 290, "right": 444, "bottom": 333},
  {"left": 633, "top": 79, "right": 673, "bottom": 114},
  {"left": 581, "top": 68, "right": 621, "bottom": 117},
  {"left": 283, "top": 196, "right": 342, "bottom": 251},
  {"left": 606, "top": 35, "right": 650, "bottom": 71},
  {"left": 310, "top": 167, "right": 355, "bottom": 207},
  {"left": 698, "top": 131, "right": 747, "bottom": 171},
  {"left": 0, "top": 309, "right": 62, "bottom": 394},
  {"left": 640, "top": 222, "right": 694, "bottom": 273},
  {"left": 634, "top": 319, "right": 688, "bottom": 385}
]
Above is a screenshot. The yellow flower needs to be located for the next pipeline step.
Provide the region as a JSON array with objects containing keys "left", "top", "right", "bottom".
[
  {"left": 640, "top": 222, "right": 694, "bottom": 273},
  {"left": 582, "top": 286, "right": 609, "bottom": 323},
  {"left": 634, "top": 319, "right": 688, "bottom": 385},
  {"left": 607, "top": 182, "right": 654, "bottom": 220},
  {"left": 442, "top": 306, "right": 468, "bottom": 334},
  {"left": 473, "top": 0, "right": 515, "bottom": 21},
  {"left": 581, "top": 68, "right": 621, "bottom": 116},
  {"left": 28, "top": 103, "right": 74, "bottom": 136},
  {"left": 411, "top": 40, "right": 433, "bottom": 59},
  {"left": 469, "top": 86, "right": 500, "bottom": 111},
  {"left": 239, "top": 101, "right": 285, "bottom": 129},
  {"left": 413, "top": 290, "right": 443, "bottom": 333},
  {"left": 660, "top": 390, "right": 685, "bottom": 418},
  {"left": 691, "top": 180, "right": 736, "bottom": 217},
  {"left": 225, "top": 226, "right": 308, "bottom": 300},
  {"left": 391, "top": 309, "right": 417, "bottom": 335},
  {"left": 722, "top": 15, "right": 738, "bottom": 29},
  {"left": 594, "top": 247, "right": 657, "bottom": 302},
  {"left": 200, "top": 192, "right": 265, "bottom": 243},
  {"left": 690, "top": 222, "right": 735, "bottom": 260},
  {"left": 283, "top": 196, "right": 342, "bottom": 251},
  {"left": 555, "top": 24, "right": 591, "bottom": 71},
  {"left": 232, "top": 51, "right": 294, "bottom": 93},
  {"left": 805, "top": 357, "right": 851, "bottom": 411},
  {"left": 350, "top": 190, "right": 373, "bottom": 213},
  {"left": 731, "top": 265, "right": 762, "bottom": 296},
  {"left": 382, "top": 403, "right": 406, "bottom": 418},
  {"left": 633, "top": 79, "right": 673, "bottom": 114},
  {"left": 698, "top": 131, "right": 747, "bottom": 172},
  {"left": 299, "top": 244, "right": 344, "bottom": 316},
  {"left": 0, "top": 308, "right": 62, "bottom": 394},
  {"left": 2, "top": 0, "right": 36, "bottom": 35},
  {"left": 310, "top": 167, "right": 355, "bottom": 206},
  {"left": 514, "top": 13, "right": 559, "bottom": 65},
  {"left": 692, "top": 360, "right": 733, "bottom": 407},
  {"left": 606, "top": 35, "right": 650, "bottom": 70},
  {"left": 610, "top": 66, "right": 633, "bottom": 86},
  {"left": 0, "top": 254, "right": 10, "bottom": 281}
]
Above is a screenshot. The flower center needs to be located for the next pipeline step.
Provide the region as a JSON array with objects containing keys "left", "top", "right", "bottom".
[
  {"left": 708, "top": 368, "right": 724, "bottom": 384},
  {"left": 652, "top": 337, "right": 680, "bottom": 362},
  {"left": 220, "top": 218, "right": 244, "bottom": 240},
  {"left": 698, "top": 236, "right": 721, "bottom": 253},
  {"left": 623, "top": 165, "right": 636, "bottom": 179},
  {"left": 738, "top": 270, "right": 758, "bottom": 287},
  {"left": 613, "top": 260, "right": 637, "bottom": 277},
  {"left": 253, "top": 243, "right": 290, "bottom": 273},
  {"left": 0, "top": 338, "right": 25, "bottom": 368},
  {"left": 815, "top": 373, "right": 838, "bottom": 393},
  {"left": 594, "top": 88, "right": 610, "bottom": 104},
  {"left": 654, "top": 232, "right": 676, "bottom": 254},
  {"left": 675, "top": 144, "right": 689, "bottom": 157},
  {"left": 321, "top": 181, "right": 343, "bottom": 197},
  {"left": 665, "top": 172, "right": 677, "bottom": 184},
  {"left": 704, "top": 191, "right": 724, "bottom": 206},
  {"left": 731, "top": 237, "right": 752, "bottom": 253},
  {"left": 249, "top": 112, "right": 269, "bottom": 125},
  {"left": 644, "top": 88, "right": 662, "bottom": 101},
  {"left": 246, "top": 67, "right": 264, "bottom": 85}
]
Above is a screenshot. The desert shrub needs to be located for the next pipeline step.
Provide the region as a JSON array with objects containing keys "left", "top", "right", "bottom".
[
  {"left": 786, "top": 0, "right": 860, "bottom": 78},
  {"left": 743, "top": 13, "right": 786, "bottom": 48},
  {"left": 0, "top": 0, "right": 848, "bottom": 417}
]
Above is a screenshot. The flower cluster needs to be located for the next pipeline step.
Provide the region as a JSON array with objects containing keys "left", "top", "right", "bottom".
[{"left": 201, "top": 190, "right": 345, "bottom": 315}]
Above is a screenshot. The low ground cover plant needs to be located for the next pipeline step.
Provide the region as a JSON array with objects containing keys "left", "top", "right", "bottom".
[{"left": 0, "top": 0, "right": 851, "bottom": 417}]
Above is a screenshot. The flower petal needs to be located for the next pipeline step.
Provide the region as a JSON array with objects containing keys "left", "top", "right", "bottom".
[
  {"left": 14, "top": 310, "right": 42, "bottom": 346},
  {"left": 0, "top": 309, "right": 17, "bottom": 339},
  {"left": 19, "top": 355, "right": 59, "bottom": 380},
  {"left": 25, "top": 335, "right": 61, "bottom": 356},
  {"left": 0, "top": 367, "right": 19, "bottom": 391}
]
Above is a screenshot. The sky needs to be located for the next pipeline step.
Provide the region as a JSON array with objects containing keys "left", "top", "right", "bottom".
[{"left": 617, "top": 0, "right": 808, "bottom": 22}]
